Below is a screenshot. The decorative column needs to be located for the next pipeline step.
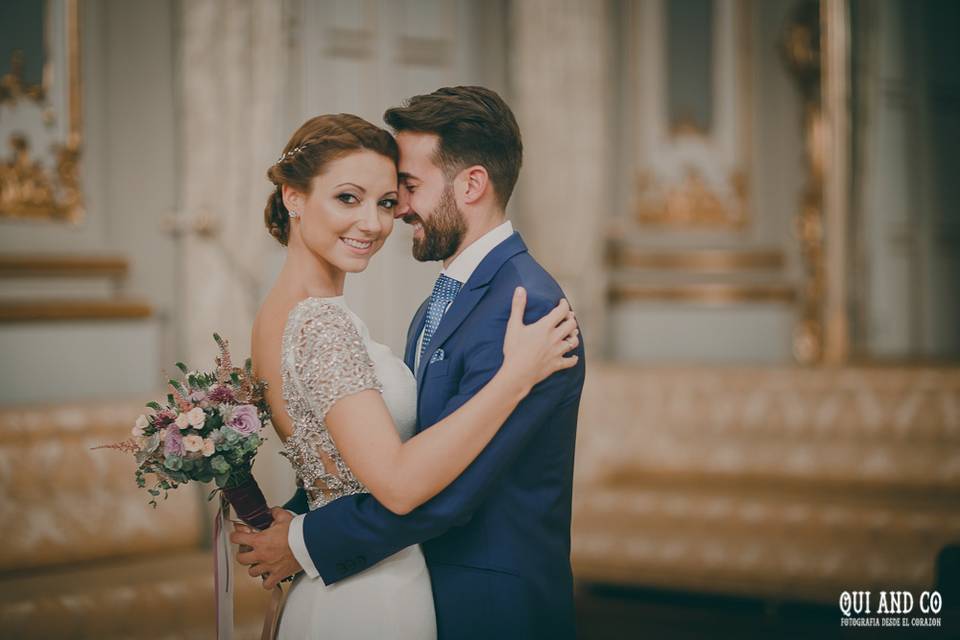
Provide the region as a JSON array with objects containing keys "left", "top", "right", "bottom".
[
  {"left": 509, "top": 0, "right": 612, "bottom": 348},
  {"left": 177, "top": 0, "right": 291, "bottom": 502}
]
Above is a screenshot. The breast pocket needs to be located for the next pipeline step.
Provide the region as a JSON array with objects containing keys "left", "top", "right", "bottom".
[{"left": 425, "top": 359, "right": 450, "bottom": 379}]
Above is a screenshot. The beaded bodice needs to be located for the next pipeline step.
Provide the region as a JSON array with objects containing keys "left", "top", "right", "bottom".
[{"left": 280, "top": 297, "right": 417, "bottom": 510}]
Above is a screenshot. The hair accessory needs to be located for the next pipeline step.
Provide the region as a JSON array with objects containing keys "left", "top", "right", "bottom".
[{"left": 276, "top": 143, "right": 308, "bottom": 164}]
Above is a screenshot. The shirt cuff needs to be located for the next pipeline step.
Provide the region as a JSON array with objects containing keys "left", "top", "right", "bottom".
[{"left": 287, "top": 513, "right": 321, "bottom": 580}]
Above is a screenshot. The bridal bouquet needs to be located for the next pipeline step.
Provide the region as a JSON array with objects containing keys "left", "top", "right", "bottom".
[
  {"left": 96, "top": 333, "right": 275, "bottom": 531},
  {"left": 98, "top": 334, "right": 286, "bottom": 638}
]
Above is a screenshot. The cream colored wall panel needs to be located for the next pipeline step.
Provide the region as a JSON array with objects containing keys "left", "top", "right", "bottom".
[
  {"left": 609, "top": 303, "right": 795, "bottom": 363},
  {"left": 0, "top": 319, "right": 160, "bottom": 404}
]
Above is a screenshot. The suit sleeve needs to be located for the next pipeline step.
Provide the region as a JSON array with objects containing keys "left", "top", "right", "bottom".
[{"left": 299, "top": 291, "right": 582, "bottom": 584}]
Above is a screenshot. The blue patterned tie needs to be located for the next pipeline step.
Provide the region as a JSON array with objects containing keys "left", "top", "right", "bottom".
[{"left": 420, "top": 273, "right": 462, "bottom": 364}]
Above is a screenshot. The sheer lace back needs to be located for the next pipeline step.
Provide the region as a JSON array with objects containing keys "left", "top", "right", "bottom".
[{"left": 280, "top": 298, "right": 382, "bottom": 509}]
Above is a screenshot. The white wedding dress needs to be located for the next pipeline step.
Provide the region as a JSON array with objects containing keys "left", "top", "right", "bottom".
[{"left": 276, "top": 296, "right": 436, "bottom": 639}]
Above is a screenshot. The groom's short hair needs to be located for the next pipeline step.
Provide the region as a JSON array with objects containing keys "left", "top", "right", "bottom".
[{"left": 384, "top": 86, "right": 523, "bottom": 209}]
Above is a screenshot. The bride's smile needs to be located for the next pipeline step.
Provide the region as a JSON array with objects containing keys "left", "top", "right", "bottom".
[{"left": 340, "top": 237, "right": 374, "bottom": 252}]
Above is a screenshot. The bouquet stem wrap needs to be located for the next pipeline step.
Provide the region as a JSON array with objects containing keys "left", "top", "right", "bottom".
[{"left": 222, "top": 475, "right": 274, "bottom": 531}]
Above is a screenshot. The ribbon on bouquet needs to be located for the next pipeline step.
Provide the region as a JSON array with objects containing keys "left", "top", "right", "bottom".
[
  {"left": 213, "top": 494, "right": 287, "bottom": 640},
  {"left": 215, "top": 495, "right": 235, "bottom": 640}
]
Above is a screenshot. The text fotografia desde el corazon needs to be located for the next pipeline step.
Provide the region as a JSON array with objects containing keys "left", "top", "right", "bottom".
[{"left": 839, "top": 590, "right": 943, "bottom": 628}]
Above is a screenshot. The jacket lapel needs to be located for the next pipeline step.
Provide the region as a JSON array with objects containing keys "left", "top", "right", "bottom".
[
  {"left": 404, "top": 297, "right": 429, "bottom": 373},
  {"left": 416, "top": 232, "right": 528, "bottom": 392}
]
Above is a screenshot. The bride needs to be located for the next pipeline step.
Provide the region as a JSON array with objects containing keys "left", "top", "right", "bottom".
[{"left": 248, "top": 114, "right": 579, "bottom": 638}]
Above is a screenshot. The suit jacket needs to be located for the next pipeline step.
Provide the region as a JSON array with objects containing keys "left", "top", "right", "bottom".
[{"left": 287, "top": 232, "right": 586, "bottom": 639}]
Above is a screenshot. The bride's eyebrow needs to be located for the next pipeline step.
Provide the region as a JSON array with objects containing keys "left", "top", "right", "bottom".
[{"left": 335, "top": 182, "right": 366, "bottom": 192}]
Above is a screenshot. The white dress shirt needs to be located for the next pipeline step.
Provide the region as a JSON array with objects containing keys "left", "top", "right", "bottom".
[
  {"left": 413, "top": 220, "right": 514, "bottom": 372},
  {"left": 288, "top": 219, "right": 514, "bottom": 580}
]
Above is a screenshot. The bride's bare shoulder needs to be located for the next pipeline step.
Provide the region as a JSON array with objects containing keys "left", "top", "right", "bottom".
[{"left": 252, "top": 295, "right": 296, "bottom": 363}]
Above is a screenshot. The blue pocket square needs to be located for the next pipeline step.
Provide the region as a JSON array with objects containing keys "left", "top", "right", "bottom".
[{"left": 429, "top": 349, "right": 445, "bottom": 364}]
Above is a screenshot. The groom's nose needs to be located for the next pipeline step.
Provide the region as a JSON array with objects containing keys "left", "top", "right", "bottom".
[{"left": 395, "top": 191, "right": 411, "bottom": 219}]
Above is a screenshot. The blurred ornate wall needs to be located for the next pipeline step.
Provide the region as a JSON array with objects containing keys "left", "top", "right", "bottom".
[{"left": 1, "top": 1, "right": 958, "bottom": 637}]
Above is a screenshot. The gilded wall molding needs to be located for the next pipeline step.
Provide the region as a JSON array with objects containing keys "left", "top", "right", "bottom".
[
  {"left": 0, "top": 254, "right": 128, "bottom": 278},
  {"left": 634, "top": 166, "right": 749, "bottom": 229},
  {"left": 609, "top": 282, "right": 796, "bottom": 305},
  {"left": 0, "top": 0, "right": 84, "bottom": 223},
  {"left": 0, "top": 299, "right": 152, "bottom": 322},
  {"left": 630, "top": 0, "right": 754, "bottom": 231},
  {"left": 782, "top": 0, "right": 826, "bottom": 364},
  {"left": 609, "top": 247, "right": 785, "bottom": 273}
]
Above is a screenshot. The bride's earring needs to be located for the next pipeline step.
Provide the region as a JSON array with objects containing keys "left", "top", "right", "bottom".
[{"left": 289, "top": 210, "right": 299, "bottom": 218}]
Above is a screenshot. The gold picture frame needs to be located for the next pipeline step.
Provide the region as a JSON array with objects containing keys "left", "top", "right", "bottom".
[{"left": 0, "top": 0, "right": 83, "bottom": 223}]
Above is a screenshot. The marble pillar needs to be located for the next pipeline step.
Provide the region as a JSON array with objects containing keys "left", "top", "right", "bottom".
[
  {"left": 178, "top": 0, "right": 292, "bottom": 504},
  {"left": 509, "top": 0, "right": 612, "bottom": 349}
]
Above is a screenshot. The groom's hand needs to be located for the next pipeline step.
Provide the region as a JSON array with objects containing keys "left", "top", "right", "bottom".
[{"left": 231, "top": 507, "right": 302, "bottom": 590}]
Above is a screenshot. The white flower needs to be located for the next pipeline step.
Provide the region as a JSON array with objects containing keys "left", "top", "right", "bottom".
[
  {"left": 201, "top": 438, "right": 216, "bottom": 457},
  {"left": 183, "top": 434, "right": 204, "bottom": 453},
  {"left": 187, "top": 407, "right": 206, "bottom": 428},
  {"left": 175, "top": 412, "right": 191, "bottom": 430},
  {"left": 132, "top": 414, "right": 149, "bottom": 436}
]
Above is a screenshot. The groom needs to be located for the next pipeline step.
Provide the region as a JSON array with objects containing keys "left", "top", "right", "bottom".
[{"left": 234, "top": 86, "right": 586, "bottom": 639}]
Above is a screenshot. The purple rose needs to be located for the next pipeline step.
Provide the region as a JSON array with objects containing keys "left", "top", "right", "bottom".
[
  {"left": 164, "top": 426, "right": 184, "bottom": 456},
  {"left": 225, "top": 404, "right": 261, "bottom": 436}
]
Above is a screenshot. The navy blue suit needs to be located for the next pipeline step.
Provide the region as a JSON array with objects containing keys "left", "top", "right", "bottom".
[{"left": 287, "top": 232, "right": 585, "bottom": 639}]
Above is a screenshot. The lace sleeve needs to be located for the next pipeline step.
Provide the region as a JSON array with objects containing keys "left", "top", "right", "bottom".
[{"left": 291, "top": 301, "right": 382, "bottom": 420}]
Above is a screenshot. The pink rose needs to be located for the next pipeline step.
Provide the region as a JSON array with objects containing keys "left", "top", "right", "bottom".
[
  {"left": 201, "top": 438, "right": 216, "bottom": 457},
  {"left": 182, "top": 434, "right": 204, "bottom": 453}
]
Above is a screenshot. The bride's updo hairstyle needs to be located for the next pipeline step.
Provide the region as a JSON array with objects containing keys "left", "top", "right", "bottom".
[{"left": 264, "top": 114, "right": 399, "bottom": 246}]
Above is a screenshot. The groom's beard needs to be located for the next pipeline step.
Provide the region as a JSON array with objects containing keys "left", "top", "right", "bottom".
[{"left": 408, "top": 185, "right": 466, "bottom": 262}]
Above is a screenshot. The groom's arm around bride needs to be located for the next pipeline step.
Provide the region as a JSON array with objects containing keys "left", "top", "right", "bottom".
[{"left": 297, "top": 239, "right": 584, "bottom": 640}]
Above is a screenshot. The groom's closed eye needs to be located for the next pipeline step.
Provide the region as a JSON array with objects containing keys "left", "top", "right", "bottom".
[{"left": 398, "top": 172, "right": 419, "bottom": 193}]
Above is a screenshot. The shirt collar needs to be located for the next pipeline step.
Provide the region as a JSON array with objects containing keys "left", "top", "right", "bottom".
[{"left": 441, "top": 220, "right": 514, "bottom": 285}]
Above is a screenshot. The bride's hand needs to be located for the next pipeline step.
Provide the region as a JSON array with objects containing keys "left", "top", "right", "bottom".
[{"left": 501, "top": 287, "right": 579, "bottom": 393}]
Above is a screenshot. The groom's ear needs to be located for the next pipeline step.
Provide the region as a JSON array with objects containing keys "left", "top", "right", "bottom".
[{"left": 458, "top": 165, "right": 490, "bottom": 206}]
